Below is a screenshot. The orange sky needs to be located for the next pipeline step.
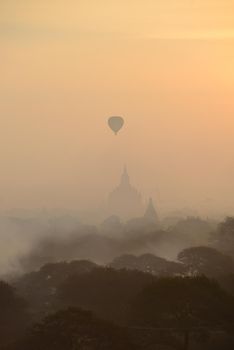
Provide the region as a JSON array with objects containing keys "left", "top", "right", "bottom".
[{"left": 0, "top": 1, "right": 234, "bottom": 216}]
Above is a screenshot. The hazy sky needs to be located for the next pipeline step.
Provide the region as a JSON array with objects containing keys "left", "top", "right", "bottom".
[{"left": 0, "top": 0, "right": 234, "bottom": 216}]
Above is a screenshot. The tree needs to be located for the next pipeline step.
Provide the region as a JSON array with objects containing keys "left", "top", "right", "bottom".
[
  {"left": 130, "top": 276, "right": 234, "bottom": 329},
  {"left": 0, "top": 281, "right": 29, "bottom": 347},
  {"left": 57, "top": 267, "right": 154, "bottom": 324},
  {"left": 215, "top": 217, "right": 234, "bottom": 255},
  {"left": 178, "top": 246, "right": 234, "bottom": 278},
  {"left": 110, "top": 254, "right": 186, "bottom": 276},
  {"left": 218, "top": 217, "right": 234, "bottom": 237},
  {"left": 171, "top": 217, "right": 213, "bottom": 245},
  {"left": 16, "top": 260, "right": 97, "bottom": 317},
  {"left": 13, "top": 308, "right": 136, "bottom": 350}
]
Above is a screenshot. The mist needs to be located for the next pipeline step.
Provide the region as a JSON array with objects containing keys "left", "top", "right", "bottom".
[
  {"left": 0, "top": 0, "right": 234, "bottom": 280},
  {"left": 1, "top": 1, "right": 234, "bottom": 215}
]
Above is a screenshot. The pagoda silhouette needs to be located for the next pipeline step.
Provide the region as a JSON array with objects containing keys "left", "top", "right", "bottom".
[{"left": 108, "top": 166, "right": 144, "bottom": 220}]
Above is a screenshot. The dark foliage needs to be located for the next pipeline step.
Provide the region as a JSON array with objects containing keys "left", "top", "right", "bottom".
[
  {"left": 12, "top": 308, "right": 136, "bottom": 350},
  {"left": 0, "top": 281, "right": 29, "bottom": 347},
  {"left": 130, "top": 276, "right": 234, "bottom": 329},
  {"left": 57, "top": 267, "right": 154, "bottom": 324},
  {"left": 110, "top": 253, "right": 186, "bottom": 276},
  {"left": 15, "top": 260, "right": 97, "bottom": 318},
  {"left": 214, "top": 217, "right": 234, "bottom": 256},
  {"left": 178, "top": 246, "right": 234, "bottom": 277}
]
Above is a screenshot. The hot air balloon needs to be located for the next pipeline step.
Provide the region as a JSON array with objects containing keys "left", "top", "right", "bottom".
[{"left": 108, "top": 116, "right": 124, "bottom": 135}]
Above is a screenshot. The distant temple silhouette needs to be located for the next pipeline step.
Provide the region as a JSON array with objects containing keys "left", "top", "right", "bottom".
[
  {"left": 144, "top": 197, "right": 158, "bottom": 224},
  {"left": 108, "top": 166, "right": 144, "bottom": 220}
]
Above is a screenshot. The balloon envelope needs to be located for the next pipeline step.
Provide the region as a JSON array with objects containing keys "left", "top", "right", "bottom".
[{"left": 108, "top": 116, "right": 124, "bottom": 135}]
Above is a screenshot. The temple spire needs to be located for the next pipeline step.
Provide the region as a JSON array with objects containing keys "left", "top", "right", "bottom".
[
  {"left": 144, "top": 197, "right": 158, "bottom": 222},
  {"left": 120, "top": 165, "right": 130, "bottom": 187},
  {"left": 108, "top": 165, "right": 143, "bottom": 220}
]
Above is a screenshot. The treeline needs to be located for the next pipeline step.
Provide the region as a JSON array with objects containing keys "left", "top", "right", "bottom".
[
  {"left": 1, "top": 258, "right": 234, "bottom": 348},
  {"left": 18, "top": 216, "right": 234, "bottom": 273},
  {"left": 1, "top": 216, "right": 234, "bottom": 349}
]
